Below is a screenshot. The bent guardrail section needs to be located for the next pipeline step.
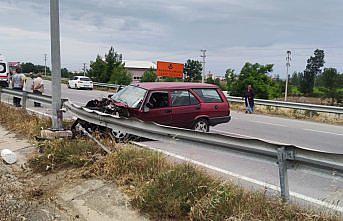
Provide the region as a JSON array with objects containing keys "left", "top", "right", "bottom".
[{"left": 64, "top": 101, "right": 343, "bottom": 203}]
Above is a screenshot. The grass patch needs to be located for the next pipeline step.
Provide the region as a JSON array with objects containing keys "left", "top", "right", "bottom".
[
  {"left": 28, "top": 139, "right": 103, "bottom": 173},
  {"left": 0, "top": 102, "right": 51, "bottom": 138},
  {"left": 90, "top": 146, "right": 340, "bottom": 221}
]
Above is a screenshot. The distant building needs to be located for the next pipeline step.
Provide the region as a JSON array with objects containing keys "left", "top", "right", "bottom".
[{"left": 124, "top": 61, "right": 156, "bottom": 83}]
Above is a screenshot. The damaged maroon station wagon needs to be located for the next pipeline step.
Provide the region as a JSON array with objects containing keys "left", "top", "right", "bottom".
[{"left": 85, "top": 82, "right": 231, "bottom": 133}]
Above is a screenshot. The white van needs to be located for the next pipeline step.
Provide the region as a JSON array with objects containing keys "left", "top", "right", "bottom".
[{"left": 0, "top": 55, "right": 10, "bottom": 87}]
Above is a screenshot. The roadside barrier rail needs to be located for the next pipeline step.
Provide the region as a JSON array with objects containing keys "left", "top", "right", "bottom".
[
  {"left": 0, "top": 87, "right": 53, "bottom": 109},
  {"left": 64, "top": 101, "right": 343, "bottom": 204},
  {"left": 93, "top": 82, "right": 121, "bottom": 89},
  {"left": 226, "top": 96, "right": 343, "bottom": 115}
]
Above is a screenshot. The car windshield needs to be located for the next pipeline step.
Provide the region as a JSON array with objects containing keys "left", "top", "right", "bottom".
[
  {"left": 80, "top": 77, "right": 91, "bottom": 81},
  {"left": 111, "top": 85, "right": 147, "bottom": 108}
]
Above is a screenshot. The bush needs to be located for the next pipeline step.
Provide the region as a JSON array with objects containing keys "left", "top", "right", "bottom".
[
  {"left": 132, "top": 164, "right": 217, "bottom": 219},
  {"left": 29, "top": 139, "right": 101, "bottom": 172}
]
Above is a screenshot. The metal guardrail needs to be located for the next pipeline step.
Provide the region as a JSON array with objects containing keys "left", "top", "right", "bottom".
[
  {"left": 64, "top": 101, "right": 343, "bottom": 203},
  {"left": 93, "top": 82, "right": 121, "bottom": 89},
  {"left": 0, "top": 87, "right": 53, "bottom": 108},
  {"left": 227, "top": 96, "right": 343, "bottom": 115}
]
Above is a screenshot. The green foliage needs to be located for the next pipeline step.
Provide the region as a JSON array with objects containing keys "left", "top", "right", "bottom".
[
  {"left": 109, "top": 64, "right": 132, "bottom": 85},
  {"left": 20, "top": 62, "right": 51, "bottom": 74},
  {"left": 88, "top": 55, "right": 106, "bottom": 81},
  {"left": 300, "top": 49, "right": 325, "bottom": 95},
  {"left": 184, "top": 59, "right": 203, "bottom": 82},
  {"left": 317, "top": 68, "right": 343, "bottom": 105},
  {"left": 133, "top": 164, "right": 215, "bottom": 219},
  {"left": 290, "top": 72, "right": 301, "bottom": 87},
  {"left": 225, "top": 68, "right": 237, "bottom": 94},
  {"left": 141, "top": 68, "right": 157, "bottom": 82},
  {"left": 230, "top": 62, "right": 275, "bottom": 99},
  {"left": 88, "top": 47, "right": 124, "bottom": 83}
]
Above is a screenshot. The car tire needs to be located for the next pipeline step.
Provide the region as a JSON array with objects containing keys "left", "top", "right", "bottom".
[
  {"left": 75, "top": 84, "right": 78, "bottom": 89},
  {"left": 193, "top": 118, "right": 210, "bottom": 133}
]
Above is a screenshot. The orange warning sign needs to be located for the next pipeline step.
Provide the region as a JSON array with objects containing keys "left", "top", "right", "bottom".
[{"left": 157, "top": 61, "right": 184, "bottom": 79}]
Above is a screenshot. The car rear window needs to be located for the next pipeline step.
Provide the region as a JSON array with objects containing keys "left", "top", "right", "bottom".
[
  {"left": 172, "top": 90, "right": 199, "bottom": 107},
  {"left": 80, "top": 78, "right": 91, "bottom": 81},
  {"left": 0, "top": 63, "right": 6, "bottom": 73},
  {"left": 193, "top": 88, "right": 223, "bottom": 103}
]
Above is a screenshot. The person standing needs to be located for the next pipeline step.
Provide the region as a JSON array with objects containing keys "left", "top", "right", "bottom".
[
  {"left": 32, "top": 74, "right": 44, "bottom": 107},
  {"left": 244, "top": 85, "right": 255, "bottom": 114},
  {"left": 11, "top": 68, "right": 25, "bottom": 107}
]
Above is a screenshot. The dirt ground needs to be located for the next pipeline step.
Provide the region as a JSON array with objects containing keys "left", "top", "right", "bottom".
[{"left": 0, "top": 125, "right": 147, "bottom": 221}]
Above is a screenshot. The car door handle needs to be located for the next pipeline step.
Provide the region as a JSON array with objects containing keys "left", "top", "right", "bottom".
[
  {"left": 195, "top": 105, "right": 201, "bottom": 110},
  {"left": 165, "top": 109, "right": 172, "bottom": 113},
  {"left": 214, "top": 105, "right": 218, "bottom": 110}
]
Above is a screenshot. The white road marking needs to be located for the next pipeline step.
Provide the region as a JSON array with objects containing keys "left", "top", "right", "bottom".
[
  {"left": 249, "top": 120, "right": 287, "bottom": 127},
  {"left": 304, "top": 129, "right": 343, "bottom": 136},
  {"left": 133, "top": 142, "right": 343, "bottom": 213}
]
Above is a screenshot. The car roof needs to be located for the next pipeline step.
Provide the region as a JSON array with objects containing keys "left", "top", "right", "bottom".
[
  {"left": 133, "top": 82, "right": 219, "bottom": 90},
  {"left": 74, "top": 76, "right": 90, "bottom": 78}
]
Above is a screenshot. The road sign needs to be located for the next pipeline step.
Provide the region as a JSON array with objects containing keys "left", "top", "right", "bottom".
[{"left": 157, "top": 61, "right": 184, "bottom": 78}]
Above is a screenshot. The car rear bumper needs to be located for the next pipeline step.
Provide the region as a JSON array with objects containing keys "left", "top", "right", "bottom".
[{"left": 209, "top": 115, "right": 231, "bottom": 126}]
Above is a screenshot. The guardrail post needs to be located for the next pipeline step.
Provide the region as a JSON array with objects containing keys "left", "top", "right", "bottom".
[
  {"left": 277, "top": 147, "right": 294, "bottom": 202},
  {"left": 22, "top": 91, "right": 28, "bottom": 109},
  {"left": 0, "top": 87, "right": 2, "bottom": 103}
]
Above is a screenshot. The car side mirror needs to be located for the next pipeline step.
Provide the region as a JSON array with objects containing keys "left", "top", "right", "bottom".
[
  {"left": 143, "top": 105, "right": 150, "bottom": 113},
  {"left": 146, "top": 102, "right": 153, "bottom": 109}
]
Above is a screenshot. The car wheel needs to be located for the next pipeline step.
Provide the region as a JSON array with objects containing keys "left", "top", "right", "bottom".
[
  {"left": 75, "top": 84, "right": 78, "bottom": 89},
  {"left": 193, "top": 118, "right": 210, "bottom": 132}
]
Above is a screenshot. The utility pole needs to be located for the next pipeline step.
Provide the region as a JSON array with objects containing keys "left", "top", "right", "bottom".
[
  {"left": 50, "top": 0, "right": 63, "bottom": 130},
  {"left": 83, "top": 63, "right": 86, "bottom": 76},
  {"left": 200, "top": 49, "right": 206, "bottom": 83},
  {"left": 44, "top": 54, "right": 47, "bottom": 76},
  {"left": 284, "top": 50, "right": 291, "bottom": 102}
]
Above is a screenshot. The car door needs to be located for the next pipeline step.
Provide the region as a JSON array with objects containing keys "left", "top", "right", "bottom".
[
  {"left": 192, "top": 88, "right": 228, "bottom": 118},
  {"left": 171, "top": 90, "right": 200, "bottom": 129},
  {"left": 140, "top": 90, "right": 172, "bottom": 126}
]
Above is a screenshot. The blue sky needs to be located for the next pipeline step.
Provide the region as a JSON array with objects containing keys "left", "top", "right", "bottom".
[{"left": 1, "top": 0, "right": 343, "bottom": 77}]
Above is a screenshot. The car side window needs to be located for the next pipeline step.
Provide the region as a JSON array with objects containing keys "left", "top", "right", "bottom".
[
  {"left": 193, "top": 88, "right": 223, "bottom": 103},
  {"left": 172, "top": 90, "right": 199, "bottom": 107},
  {"left": 73, "top": 77, "right": 78, "bottom": 80},
  {"left": 148, "top": 91, "right": 169, "bottom": 109}
]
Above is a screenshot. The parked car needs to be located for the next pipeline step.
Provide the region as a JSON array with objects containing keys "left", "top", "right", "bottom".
[
  {"left": 68, "top": 76, "right": 93, "bottom": 89},
  {"left": 85, "top": 82, "right": 231, "bottom": 133}
]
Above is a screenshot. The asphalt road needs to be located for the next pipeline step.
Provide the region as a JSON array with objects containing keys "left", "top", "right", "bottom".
[
  {"left": 39, "top": 80, "right": 343, "bottom": 154},
  {"left": 5, "top": 80, "right": 342, "bottom": 211}
]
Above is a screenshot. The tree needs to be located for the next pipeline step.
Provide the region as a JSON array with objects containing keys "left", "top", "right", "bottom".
[
  {"left": 102, "top": 47, "right": 122, "bottom": 83},
  {"left": 299, "top": 49, "right": 325, "bottom": 95},
  {"left": 21, "top": 62, "right": 35, "bottom": 73},
  {"left": 88, "top": 55, "right": 106, "bottom": 81},
  {"left": 61, "top": 68, "right": 71, "bottom": 78},
  {"left": 184, "top": 59, "right": 202, "bottom": 82},
  {"left": 318, "top": 68, "right": 342, "bottom": 105},
  {"left": 109, "top": 65, "right": 132, "bottom": 85},
  {"left": 290, "top": 72, "right": 300, "bottom": 87},
  {"left": 231, "top": 62, "right": 275, "bottom": 99},
  {"left": 141, "top": 68, "right": 157, "bottom": 82},
  {"left": 225, "top": 68, "right": 237, "bottom": 94}
]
